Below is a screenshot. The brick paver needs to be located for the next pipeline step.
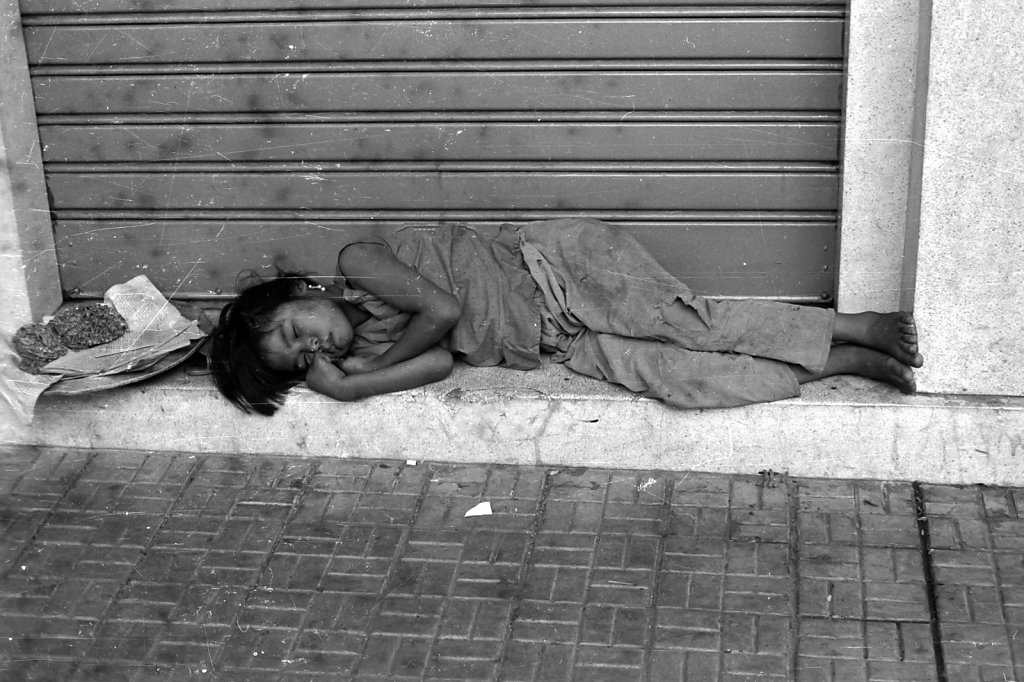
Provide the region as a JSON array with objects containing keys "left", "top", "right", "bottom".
[{"left": 0, "top": 445, "right": 1021, "bottom": 680}]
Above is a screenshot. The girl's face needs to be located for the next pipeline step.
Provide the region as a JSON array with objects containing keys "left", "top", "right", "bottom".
[{"left": 258, "top": 299, "right": 353, "bottom": 373}]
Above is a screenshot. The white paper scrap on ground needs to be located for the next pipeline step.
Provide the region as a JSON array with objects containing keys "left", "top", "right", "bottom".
[
  {"left": 639, "top": 477, "right": 658, "bottom": 492},
  {"left": 464, "top": 501, "right": 493, "bottom": 517}
]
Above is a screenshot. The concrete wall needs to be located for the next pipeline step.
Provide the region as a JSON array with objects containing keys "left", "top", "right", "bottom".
[
  {"left": 0, "top": 0, "right": 61, "bottom": 338},
  {"left": 913, "top": 2, "right": 1024, "bottom": 396},
  {"left": 837, "top": 0, "right": 921, "bottom": 314}
]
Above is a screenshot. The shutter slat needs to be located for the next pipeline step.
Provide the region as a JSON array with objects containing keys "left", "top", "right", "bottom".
[
  {"left": 32, "top": 72, "right": 843, "bottom": 115},
  {"left": 40, "top": 123, "right": 839, "bottom": 163},
  {"left": 47, "top": 172, "right": 838, "bottom": 211},
  {"left": 23, "top": 1, "right": 847, "bottom": 15},
  {"left": 25, "top": 19, "right": 843, "bottom": 64}
]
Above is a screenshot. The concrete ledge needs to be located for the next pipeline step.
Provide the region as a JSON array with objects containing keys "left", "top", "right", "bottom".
[{"left": 4, "top": 360, "right": 1023, "bottom": 485}]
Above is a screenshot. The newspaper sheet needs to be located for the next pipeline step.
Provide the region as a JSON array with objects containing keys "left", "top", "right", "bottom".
[{"left": 41, "top": 276, "right": 204, "bottom": 377}]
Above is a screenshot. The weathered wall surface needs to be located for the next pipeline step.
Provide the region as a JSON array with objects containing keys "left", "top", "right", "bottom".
[
  {"left": 0, "top": 0, "right": 61, "bottom": 338},
  {"left": 914, "top": 2, "right": 1024, "bottom": 395},
  {"left": 837, "top": 0, "right": 921, "bottom": 314}
]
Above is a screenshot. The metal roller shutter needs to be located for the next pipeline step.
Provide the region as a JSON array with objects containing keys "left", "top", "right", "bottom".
[{"left": 22, "top": 0, "right": 845, "bottom": 303}]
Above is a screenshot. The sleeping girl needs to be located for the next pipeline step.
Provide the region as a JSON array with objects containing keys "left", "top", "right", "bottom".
[{"left": 209, "top": 218, "right": 922, "bottom": 416}]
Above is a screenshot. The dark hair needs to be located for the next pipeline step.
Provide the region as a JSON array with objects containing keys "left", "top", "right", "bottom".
[{"left": 209, "top": 271, "right": 310, "bottom": 416}]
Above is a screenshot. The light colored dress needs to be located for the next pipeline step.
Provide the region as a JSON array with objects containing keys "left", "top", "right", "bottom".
[{"left": 333, "top": 218, "right": 834, "bottom": 408}]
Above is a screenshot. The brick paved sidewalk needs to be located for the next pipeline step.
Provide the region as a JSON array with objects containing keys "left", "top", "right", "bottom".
[{"left": 0, "top": 446, "right": 1021, "bottom": 681}]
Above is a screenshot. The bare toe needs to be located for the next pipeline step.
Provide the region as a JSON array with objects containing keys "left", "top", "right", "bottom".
[
  {"left": 896, "top": 312, "right": 924, "bottom": 367},
  {"left": 887, "top": 357, "right": 917, "bottom": 394},
  {"left": 854, "top": 311, "right": 923, "bottom": 368}
]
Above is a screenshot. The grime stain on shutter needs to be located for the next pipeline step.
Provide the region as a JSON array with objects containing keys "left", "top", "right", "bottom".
[{"left": 23, "top": 0, "right": 844, "bottom": 302}]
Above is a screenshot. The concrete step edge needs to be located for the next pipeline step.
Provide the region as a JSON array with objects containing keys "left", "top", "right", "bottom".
[{"left": 5, "top": 361, "right": 1024, "bottom": 485}]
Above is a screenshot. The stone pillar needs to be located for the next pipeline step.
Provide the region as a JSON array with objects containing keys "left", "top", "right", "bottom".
[
  {"left": 0, "top": 0, "right": 61, "bottom": 339},
  {"left": 836, "top": 1, "right": 922, "bottom": 313},
  {"left": 914, "top": 3, "right": 1024, "bottom": 395}
]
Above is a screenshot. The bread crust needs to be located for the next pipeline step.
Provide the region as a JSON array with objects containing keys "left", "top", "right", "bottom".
[
  {"left": 13, "top": 324, "right": 68, "bottom": 373},
  {"left": 14, "top": 303, "right": 129, "bottom": 373},
  {"left": 49, "top": 304, "right": 128, "bottom": 350}
]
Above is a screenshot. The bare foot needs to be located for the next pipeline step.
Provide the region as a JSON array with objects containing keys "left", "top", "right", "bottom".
[
  {"left": 795, "top": 345, "right": 917, "bottom": 393},
  {"left": 834, "top": 311, "right": 924, "bottom": 368},
  {"left": 851, "top": 346, "right": 916, "bottom": 393}
]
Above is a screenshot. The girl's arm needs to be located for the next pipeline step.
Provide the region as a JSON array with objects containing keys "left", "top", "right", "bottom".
[
  {"left": 306, "top": 346, "right": 453, "bottom": 401},
  {"left": 338, "top": 242, "right": 462, "bottom": 371}
]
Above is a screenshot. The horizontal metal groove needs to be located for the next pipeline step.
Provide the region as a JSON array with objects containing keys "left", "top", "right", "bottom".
[
  {"left": 36, "top": 112, "right": 843, "bottom": 125},
  {"left": 30, "top": 60, "right": 843, "bottom": 75},
  {"left": 88, "top": 291, "right": 830, "bottom": 303},
  {"left": 55, "top": 218, "right": 837, "bottom": 228},
  {"left": 22, "top": 8, "right": 848, "bottom": 26},
  {"left": 687, "top": 294, "right": 830, "bottom": 302},
  {"left": 46, "top": 161, "right": 840, "bottom": 173},
  {"left": 72, "top": 289, "right": 829, "bottom": 303},
  {"left": 53, "top": 209, "right": 838, "bottom": 222}
]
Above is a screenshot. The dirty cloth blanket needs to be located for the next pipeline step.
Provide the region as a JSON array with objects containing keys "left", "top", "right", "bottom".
[{"left": 333, "top": 218, "right": 834, "bottom": 408}]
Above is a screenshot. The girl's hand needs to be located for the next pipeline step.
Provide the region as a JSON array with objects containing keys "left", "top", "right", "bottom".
[
  {"left": 306, "top": 353, "right": 346, "bottom": 396},
  {"left": 340, "top": 355, "right": 379, "bottom": 375}
]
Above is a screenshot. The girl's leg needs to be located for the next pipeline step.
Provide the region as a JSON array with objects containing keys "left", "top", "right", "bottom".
[
  {"left": 566, "top": 330, "right": 918, "bottom": 407},
  {"left": 791, "top": 344, "right": 917, "bottom": 394},
  {"left": 520, "top": 218, "right": 834, "bottom": 371},
  {"left": 564, "top": 331, "right": 803, "bottom": 408}
]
